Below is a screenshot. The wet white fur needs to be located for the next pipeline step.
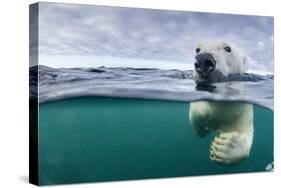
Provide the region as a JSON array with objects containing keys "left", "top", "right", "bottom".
[
  {"left": 194, "top": 42, "right": 249, "bottom": 76},
  {"left": 189, "top": 42, "right": 253, "bottom": 166}
]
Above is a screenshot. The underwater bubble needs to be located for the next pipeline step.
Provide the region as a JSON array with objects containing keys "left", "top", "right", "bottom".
[{"left": 265, "top": 162, "right": 274, "bottom": 171}]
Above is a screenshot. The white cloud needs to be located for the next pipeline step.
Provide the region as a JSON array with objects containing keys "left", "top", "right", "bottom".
[{"left": 36, "top": 2, "right": 274, "bottom": 73}]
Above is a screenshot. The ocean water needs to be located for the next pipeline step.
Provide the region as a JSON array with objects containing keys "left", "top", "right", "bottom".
[
  {"left": 30, "top": 65, "right": 274, "bottom": 185},
  {"left": 30, "top": 65, "right": 273, "bottom": 109},
  {"left": 38, "top": 97, "right": 273, "bottom": 185}
]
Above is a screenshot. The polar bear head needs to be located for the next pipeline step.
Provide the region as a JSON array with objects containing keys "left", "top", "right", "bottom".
[{"left": 193, "top": 42, "right": 248, "bottom": 84}]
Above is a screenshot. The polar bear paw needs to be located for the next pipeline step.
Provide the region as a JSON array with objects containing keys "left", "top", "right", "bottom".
[{"left": 209, "top": 132, "right": 251, "bottom": 166}]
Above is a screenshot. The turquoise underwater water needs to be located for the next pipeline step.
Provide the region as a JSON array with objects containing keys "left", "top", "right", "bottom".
[{"left": 38, "top": 97, "right": 273, "bottom": 185}]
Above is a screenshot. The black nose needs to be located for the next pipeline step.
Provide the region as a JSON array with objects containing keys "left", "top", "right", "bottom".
[{"left": 194, "top": 53, "right": 216, "bottom": 77}]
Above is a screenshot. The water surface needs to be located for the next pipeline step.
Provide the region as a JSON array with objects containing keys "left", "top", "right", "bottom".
[{"left": 30, "top": 65, "right": 273, "bottom": 109}]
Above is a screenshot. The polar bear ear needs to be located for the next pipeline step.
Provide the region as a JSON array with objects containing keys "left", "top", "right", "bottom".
[{"left": 196, "top": 43, "right": 203, "bottom": 48}]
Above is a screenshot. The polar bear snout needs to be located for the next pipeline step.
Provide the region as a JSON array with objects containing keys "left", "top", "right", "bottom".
[{"left": 195, "top": 53, "right": 216, "bottom": 79}]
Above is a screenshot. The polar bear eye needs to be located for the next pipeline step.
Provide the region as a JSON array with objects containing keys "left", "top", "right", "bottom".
[
  {"left": 224, "top": 46, "right": 231, "bottom": 53},
  {"left": 195, "top": 48, "right": 201, "bottom": 54}
]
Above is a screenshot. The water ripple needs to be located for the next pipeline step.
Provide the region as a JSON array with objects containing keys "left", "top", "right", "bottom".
[{"left": 30, "top": 65, "right": 273, "bottom": 110}]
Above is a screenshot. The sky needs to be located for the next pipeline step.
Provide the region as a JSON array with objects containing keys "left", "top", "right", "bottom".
[{"left": 34, "top": 2, "right": 274, "bottom": 73}]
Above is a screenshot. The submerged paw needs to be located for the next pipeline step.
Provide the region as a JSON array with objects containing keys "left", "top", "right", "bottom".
[{"left": 209, "top": 132, "right": 248, "bottom": 166}]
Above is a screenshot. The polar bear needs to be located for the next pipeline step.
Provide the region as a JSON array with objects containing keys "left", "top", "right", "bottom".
[{"left": 189, "top": 42, "right": 253, "bottom": 166}]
